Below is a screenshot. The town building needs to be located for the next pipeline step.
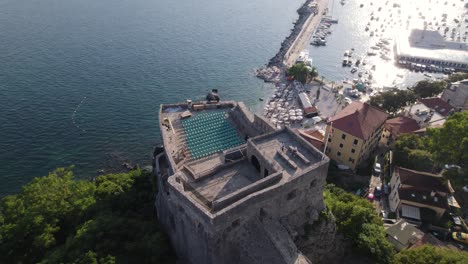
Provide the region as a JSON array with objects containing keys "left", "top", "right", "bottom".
[
  {"left": 297, "top": 129, "right": 325, "bottom": 150},
  {"left": 380, "top": 116, "right": 420, "bottom": 146},
  {"left": 156, "top": 100, "right": 329, "bottom": 264},
  {"left": 386, "top": 219, "right": 424, "bottom": 251},
  {"left": 388, "top": 167, "right": 454, "bottom": 224},
  {"left": 441, "top": 79, "right": 468, "bottom": 111},
  {"left": 324, "top": 102, "right": 388, "bottom": 170},
  {"left": 404, "top": 97, "right": 455, "bottom": 128},
  {"left": 395, "top": 29, "right": 468, "bottom": 71}
]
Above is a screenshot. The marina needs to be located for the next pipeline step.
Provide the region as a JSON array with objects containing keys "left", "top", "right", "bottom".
[{"left": 256, "top": 0, "right": 467, "bottom": 136}]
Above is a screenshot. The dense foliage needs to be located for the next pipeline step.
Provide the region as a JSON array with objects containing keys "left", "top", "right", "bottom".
[
  {"left": 393, "top": 134, "right": 434, "bottom": 172},
  {"left": 392, "top": 112, "right": 468, "bottom": 172},
  {"left": 369, "top": 80, "right": 447, "bottom": 115},
  {"left": 395, "top": 245, "right": 468, "bottom": 264},
  {"left": 447, "top": 72, "right": 468, "bottom": 83},
  {"left": 410, "top": 80, "right": 446, "bottom": 99},
  {"left": 0, "top": 167, "right": 174, "bottom": 264},
  {"left": 324, "top": 184, "right": 395, "bottom": 264},
  {"left": 368, "top": 88, "right": 417, "bottom": 115},
  {"left": 427, "top": 111, "right": 468, "bottom": 166},
  {"left": 287, "top": 62, "right": 318, "bottom": 84}
]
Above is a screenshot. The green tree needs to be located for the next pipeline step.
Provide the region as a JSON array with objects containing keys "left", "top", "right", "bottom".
[
  {"left": 310, "top": 66, "right": 318, "bottom": 79},
  {"left": 0, "top": 168, "right": 175, "bottom": 264},
  {"left": 411, "top": 80, "right": 446, "bottom": 98},
  {"left": 0, "top": 167, "right": 96, "bottom": 263},
  {"left": 447, "top": 72, "right": 468, "bottom": 83},
  {"left": 427, "top": 112, "right": 468, "bottom": 166},
  {"left": 369, "top": 88, "right": 417, "bottom": 115},
  {"left": 287, "top": 63, "right": 317, "bottom": 84},
  {"left": 393, "top": 134, "right": 434, "bottom": 172},
  {"left": 394, "top": 245, "right": 468, "bottom": 264},
  {"left": 324, "top": 184, "right": 395, "bottom": 263}
]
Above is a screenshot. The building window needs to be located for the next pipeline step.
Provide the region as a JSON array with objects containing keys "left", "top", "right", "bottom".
[
  {"left": 339, "top": 143, "right": 343, "bottom": 148},
  {"left": 351, "top": 148, "right": 355, "bottom": 153},
  {"left": 342, "top": 134, "right": 346, "bottom": 140},
  {"left": 337, "top": 151, "right": 341, "bottom": 156},
  {"left": 353, "top": 139, "right": 358, "bottom": 145}
]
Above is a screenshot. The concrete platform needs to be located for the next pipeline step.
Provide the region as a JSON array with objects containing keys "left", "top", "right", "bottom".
[{"left": 189, "top": 160, "right": 262, "bottom": 202}]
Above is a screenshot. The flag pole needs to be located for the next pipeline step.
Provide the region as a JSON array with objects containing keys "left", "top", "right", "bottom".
[{"left": 322, "top": 121, "right": 333, "bottom": 160}]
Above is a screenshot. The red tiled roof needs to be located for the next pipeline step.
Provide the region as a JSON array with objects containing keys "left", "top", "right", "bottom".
[
  {"left": 329, "top": 102, "right": 388, "bottom": 140},
  {"left": 384, "top": 116, "right": 420, "bottom": 137},
  {"left": 419, "top": 98, "right": 455, "bottom": 117},
  {"left": 409, "top": 233, "right": 446, "bottom": 249},
  {"left": 399, "top": 187, "right": 449, "bottom": 209},
  {"left": 397, "top": 167, "right": 448, "bottom": 193},
  {"left": 298, "top": 129, "right": 325, "bottom": 150}
]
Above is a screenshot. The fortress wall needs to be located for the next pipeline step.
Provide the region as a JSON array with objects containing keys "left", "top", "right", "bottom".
[
  {"left": 158, "top": 152, "right": 328, "bottom": 264},
  {"left": 212, "top": 171, "right": 283, "bottom": 211}
]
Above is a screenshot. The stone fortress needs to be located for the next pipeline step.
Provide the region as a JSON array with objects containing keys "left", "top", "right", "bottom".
[{"left": 155, "top": 100, "right": 330, "bottom": 264}]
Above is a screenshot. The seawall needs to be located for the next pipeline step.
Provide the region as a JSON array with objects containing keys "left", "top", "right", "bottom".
[{"left": 256, "top": 0, "right": 326, "bottom": 82}]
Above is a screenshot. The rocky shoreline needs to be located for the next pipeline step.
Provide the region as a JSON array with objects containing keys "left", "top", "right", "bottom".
[{"left": 256, "top": 0, "right": 317, "bottom": 82}]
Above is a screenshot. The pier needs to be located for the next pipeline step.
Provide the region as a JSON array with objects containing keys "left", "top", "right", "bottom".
[
  {"left": 284, "top": 0, "right": 329, "bottom": 67},
  {"left": 256, "top": 0, "right": 329, "bottom": 82}
]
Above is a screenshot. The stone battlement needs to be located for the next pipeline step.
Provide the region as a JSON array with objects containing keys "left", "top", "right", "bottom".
[{"left": 156, "top": 101, "right": 329, "bottom": 264}]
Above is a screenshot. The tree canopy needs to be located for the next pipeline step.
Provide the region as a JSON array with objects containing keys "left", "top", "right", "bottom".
[
  {"left": 393, "top": 134, "right": 434, "bottom": 172},
  {"left": 394, "top": 245, "right": 468, "bottom": 264},
  {"left": 411, "top": 80, "right": 446, "bottom": 98},
  {"left": 392, "top": 112, "right": 467, "bottom": 171},
  {"left": 287, "top": 62, "right": 318, "bottom": 84},
  {"left": 324, "top": 184, "right": 395, "bottom": 264},
  {"left": 0, "top": 167, "right": 175, "bottom": 264},
  {"left": 369, "top": 88, "right": 417, "bottom": 115},
  {"left": 427, "top": 111, "right": 468, "bottom": 166}
]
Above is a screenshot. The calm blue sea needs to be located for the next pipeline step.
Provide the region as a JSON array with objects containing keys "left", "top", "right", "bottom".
[{"left": 0, "top": 0, "right": 304, "bottom": 196}]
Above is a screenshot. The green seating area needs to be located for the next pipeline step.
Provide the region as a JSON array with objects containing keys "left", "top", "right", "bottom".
[{"left": 182, "top": 111, "right": 245, "bottom": 159}]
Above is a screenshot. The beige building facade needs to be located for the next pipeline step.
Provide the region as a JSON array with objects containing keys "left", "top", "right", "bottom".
[{"left": 324, "top": 102, "right": 388, "bottom": 170}]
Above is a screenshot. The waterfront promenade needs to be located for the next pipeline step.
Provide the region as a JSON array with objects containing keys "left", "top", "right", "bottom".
[{"left": 284, "top": 0, "right": 329, "bottom": 66}]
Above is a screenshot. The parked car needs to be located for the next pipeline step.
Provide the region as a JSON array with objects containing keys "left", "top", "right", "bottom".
[
  {"left": 450, "top": 213, "right": 462, "bottom": 226},
  {"left": 463, "top": 185, "right": 468, "bottom": 193},
  {"left": 445, "top": 164, "right": 462, "bottom": 170},
  {"left": 383, "top": 184, "right": 389, "bottom": 194},
  {"left": 374, "top": 186, "right": 382, "bottom": 198},
  {"left": 374, "top": 163, "right": 382, "bottom": 175},
  {"left": 380, "top": 210, "right": 388, "bottom": 218},
  {"left": 382, "top": 218, "right": 397, "bottom": 225},
  {"left": 452, "top": 232, "right": 468, "bottom": 244}
]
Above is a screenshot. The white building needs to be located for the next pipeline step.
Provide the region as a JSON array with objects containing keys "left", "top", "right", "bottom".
[
  {"left": 442, "top": 79, "right": 468, "bottom": 111},
  {"left": 395, "top": 29, "right": 468, "bottom": 71}
]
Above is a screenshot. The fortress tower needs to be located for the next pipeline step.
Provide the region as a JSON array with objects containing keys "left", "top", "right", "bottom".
[{"left": 156, "top": 100, "right": 329, "bottom": 264}]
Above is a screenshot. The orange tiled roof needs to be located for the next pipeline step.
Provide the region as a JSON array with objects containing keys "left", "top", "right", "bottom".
[
  {"left": 384, "top": 116, "right": 420, "bottom": 137},
  {"left": 329, "top": 102, "right": 388, "bottom": 140},
  {"left": 419, "top": 98, "right": 454, "bottom": 117}
]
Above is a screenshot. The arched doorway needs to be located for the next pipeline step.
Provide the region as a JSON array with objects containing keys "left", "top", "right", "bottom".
[{"left": 251, "top": 155, "right": 261, "bottom": 172}]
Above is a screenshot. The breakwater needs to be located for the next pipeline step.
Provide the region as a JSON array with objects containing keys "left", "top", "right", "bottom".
[
  {"left": 268, "top": 0, "right": 316, "bottom": 67},
  {"left": 256, "top": 0, "right": 320, "bottom": 82}
]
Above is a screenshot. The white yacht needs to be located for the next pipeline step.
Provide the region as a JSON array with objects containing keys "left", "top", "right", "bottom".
[{"left": 296, "top": 50, "right": 313, "bottom": 66}]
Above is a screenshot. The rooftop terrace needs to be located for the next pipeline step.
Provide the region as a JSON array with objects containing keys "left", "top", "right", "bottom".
[
  {"left": 251, "top": 129, "right": 322, "bottom": 178},
  {"left": 182, "top": 111, "right": 244, "bottom": 159}
]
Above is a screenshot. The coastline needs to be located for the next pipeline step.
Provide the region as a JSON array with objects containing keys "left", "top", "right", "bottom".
[{"left": 256, "top": 0, "right": 329, "bottom": 82}]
